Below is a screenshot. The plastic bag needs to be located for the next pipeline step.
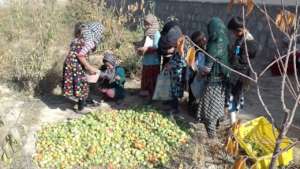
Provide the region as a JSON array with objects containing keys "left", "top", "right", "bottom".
[{"left": 152, "top": 70, "right": 172, "bottom": 101}]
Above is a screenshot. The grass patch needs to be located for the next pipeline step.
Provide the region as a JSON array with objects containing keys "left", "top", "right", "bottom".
[{"left": 0, "top": 0, "right": 143, "bottom": 94}]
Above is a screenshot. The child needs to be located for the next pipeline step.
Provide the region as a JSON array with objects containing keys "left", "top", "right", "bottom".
[
  {"left": 227, "top": 17, "right": 258, "bottom": 124},
  {"left": 158, "top": 21, "right": 182, "bottom": 68},
  {"left": 136, "top": 14, "right": 161, "bottom": 98},
  {"left": 187, "top": 31, "right": 207, "bottom": 117},
  {"left": 62, "top": 22, "right": 103, "bottom": 114},
  {"left": 157, "top": 21, "right": 185, "bottom": 114},
  {"left": 97, "top": 53, "right": 126, "bottom": 100},
  {"left": 166, "top": 35, "right": 187, "bottom": 114}
]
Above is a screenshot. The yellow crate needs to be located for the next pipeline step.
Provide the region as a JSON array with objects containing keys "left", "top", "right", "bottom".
[{"left": 233, "top": 117, "right": 294, "bottom": 169}]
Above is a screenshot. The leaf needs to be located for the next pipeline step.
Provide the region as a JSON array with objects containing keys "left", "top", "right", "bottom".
[
  {"left": 246, "top": 0, "right": 254, "bottom": 16},
  {"left": 227, "top": 0, "right": 255, "bottom": 16},
  {"left": 177, "top": 35, "right": 185, "bottom": 56},
  {"left": 275, "top": 10, "right": 297, "bottom": 33},
  {"left": 225, "top": 136, "right": 234, "bottom": 155},
  {"left": 233, "top": 156, "right": 246, "bottom": 169},
  {"left": 186, "top": 47, "right": 196, "bottom": 70},
  {"left": 233, "top": 140, "right": 240, "bottom": 157}
]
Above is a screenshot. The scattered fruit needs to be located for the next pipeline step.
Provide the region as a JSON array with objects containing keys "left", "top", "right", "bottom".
[{"left": 34, "top": 107, "right": 189, "bottom": 168}]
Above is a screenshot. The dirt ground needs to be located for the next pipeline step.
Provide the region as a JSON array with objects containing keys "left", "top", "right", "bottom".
[{"left": 0, "top": 73, "right": 299, "bottom": 168}]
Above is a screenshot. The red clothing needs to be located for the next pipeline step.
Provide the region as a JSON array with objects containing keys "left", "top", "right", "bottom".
[
  {"left": 141, "top": 65, "right": 161, "bottom": 96},
  {"left": 271, "top": 52, "right": 300, "bottom": 76}
]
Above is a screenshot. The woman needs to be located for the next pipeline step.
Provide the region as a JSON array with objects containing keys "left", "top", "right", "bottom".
[
  {"left": 136, "top": 14, "right": 161, "bottom": 98},
  {"left": 187, "top": 31, "right": 207, "bottom": 118},
  {"left": 62, "top": 22, "right": 104, "bottom": 114},
  {"left": 157, "top": 21, "right": 185, "bottom": 114},
  {"left": 197, "top": 17, "right": 230, "bottom": 138},
  {"left": 97, "top": 53, "right": 126, "bottom": 100},
  {"left": 158, "top": 21, "right": 182, "bottom": 68}
]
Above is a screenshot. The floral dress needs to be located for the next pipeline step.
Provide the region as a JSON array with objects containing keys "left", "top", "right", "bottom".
[
  {"left": 62, "top": 38, "right": 89, "bottom": 100},
  {"left": 169, "top": 53, "right": 187, "bottom": 98}
]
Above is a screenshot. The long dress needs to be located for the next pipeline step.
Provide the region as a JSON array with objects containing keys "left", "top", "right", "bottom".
[
  {"left": 197, "top": 17, "right": 230, "bottom": 138},
  {"left": 62, "top": 38, "right": 89, "bottom": 100}
]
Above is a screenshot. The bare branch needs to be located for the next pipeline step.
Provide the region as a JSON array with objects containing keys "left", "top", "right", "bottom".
[
  {"left": 273, "top": 140, "right": 300, "bottom": 158},
  {"left": 261, "top": 1, "right": 298, "bottom": 101},
  {"left": 241, "top": 5, "right": 276, "bottom": 124},
  {"left": 259, "top": 51, "right": 295, "bottom": 77},
  {"left": 184, "top": 36, "right": 257, "bottom": 83},
  {"left": 292, "top": 1, "right": 300, "bottom": 91},
  {"left": 256, "top": 85, "right": 277, "bottom": 128},
  {"left": 292, "top": 124, "right": 300, "bottom": 131},
  {"left": 254, "top": 3, "right": 290, "bottom": 38},
  {"left": 287, "top": 94, "right": 300, "bottom": 129},
  {"left": 241, "top": 6, "right": 256, "bottom": 77},
  {"left": 281, "top": 36, "right": 293, "bottom": 113},
  {"left": 269, "top": 1, "right": 300, "bottom": 168}
]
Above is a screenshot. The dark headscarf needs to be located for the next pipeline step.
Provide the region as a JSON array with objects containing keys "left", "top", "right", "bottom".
[
  {"left": 227, "top": 17, "right": 244, "bottom": 31},
  {"left": 158, "top": 21, "right": 182, "bottom": 55},
  {"left": 161, "top": 21, "right": 180, "bottom": 36},
  {"left": 190, "top": 31, "right": 207, "bottom": 49},
  {"left": 206, "top": 17, "right": 230, "bottom": 78}
]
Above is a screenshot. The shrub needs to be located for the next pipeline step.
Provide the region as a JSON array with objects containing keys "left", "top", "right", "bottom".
[{"left": 0, "top": 0, "right": 143, "bottom": 95}]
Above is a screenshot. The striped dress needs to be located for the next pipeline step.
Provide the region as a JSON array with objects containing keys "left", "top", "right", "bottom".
[{"left": 197, "top": 17, "right": 230, "bottom": 138}]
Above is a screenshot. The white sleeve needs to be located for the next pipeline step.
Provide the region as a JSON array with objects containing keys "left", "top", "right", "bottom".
[{"left": 143, "top": 36, "right": 154, "bottom": 48}]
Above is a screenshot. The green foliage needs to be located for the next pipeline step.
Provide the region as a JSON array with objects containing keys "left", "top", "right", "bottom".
[{"left": 0, "top": 0, "right": 142, "bottom": 94}]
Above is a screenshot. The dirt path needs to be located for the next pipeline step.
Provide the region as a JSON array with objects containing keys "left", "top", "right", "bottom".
[{"left": 0, "top": 75, "right": 299, "bottom": 168}]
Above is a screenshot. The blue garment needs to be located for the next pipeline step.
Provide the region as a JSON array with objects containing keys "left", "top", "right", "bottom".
[
  {"left": 188, "top": 51, "right": 206, "bottom": 80},
  {"left": 142, "top": 31, "right": 161, "bottom": 65},
  {"left": 227, "top": 93, "right": 244, "bottom": 113},
  {"left": 189, "top": 51, "right": 207, "bottom": 98},
  {"left": 195, "top": 52, "right": 206, "bottom": 71}
]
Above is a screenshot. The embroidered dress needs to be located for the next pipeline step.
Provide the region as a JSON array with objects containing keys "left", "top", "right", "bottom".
[
  {"left": 169, "top": 53, "right": 186, "bottom": 98},
  {"left": 62, "top": 38, "right": 89, "bottom": 99}
]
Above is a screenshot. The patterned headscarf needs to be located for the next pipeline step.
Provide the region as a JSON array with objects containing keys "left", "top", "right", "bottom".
[
  {"left": 144, "top": 14, "right": 160, "bottom": 39},
  {"left": 81, "top": 22, "right": 104, "bottom": 45},
  {"left": 78, "top": 22, "right": 104, "bottom": 56},
  {"left": 103, "top": 52, "right": 117, "bottom": 67}
]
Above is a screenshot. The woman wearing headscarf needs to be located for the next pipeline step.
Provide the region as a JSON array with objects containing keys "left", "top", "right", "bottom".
[
  {"left": 158, "top": 21, "right": 182, "bottom": 68},
  {"left": 136, "top": 14, "right": 161, "bottom": 98},
  {"left": 197, "top": 17, "right": 230, "bottom": 138},
  {"left": 62, "top": 22, "right": 104, "bottom": 114},
  {"left": 97, "top": 52, "right": 126, "bottom": 100},
  {"left": 159, "top": 22, "right": 186, "bottom": 114}
]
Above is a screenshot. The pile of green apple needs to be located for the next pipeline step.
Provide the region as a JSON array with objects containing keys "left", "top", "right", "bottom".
[{"left": 34, "top": 107, "right": 189, "bottom": 169}]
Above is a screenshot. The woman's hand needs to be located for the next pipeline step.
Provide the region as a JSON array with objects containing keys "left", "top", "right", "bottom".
[
  {"left": 76, "top": 54, "right": 98, "bottom": 75},
  {"left": 88, "top": 66, "right": 98, "bottom": 75},
  {"left": 137, "top": 47, "right": 147, "bottom": 56},
  {"left": 166, "top": 47, "right": 175, "bottom": 54},
  {"left": 115, "top": 75, "right": 121, "bottom": 80},
  {"left": 201, "top": 66, "right": 211, "bottom": 75}
]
